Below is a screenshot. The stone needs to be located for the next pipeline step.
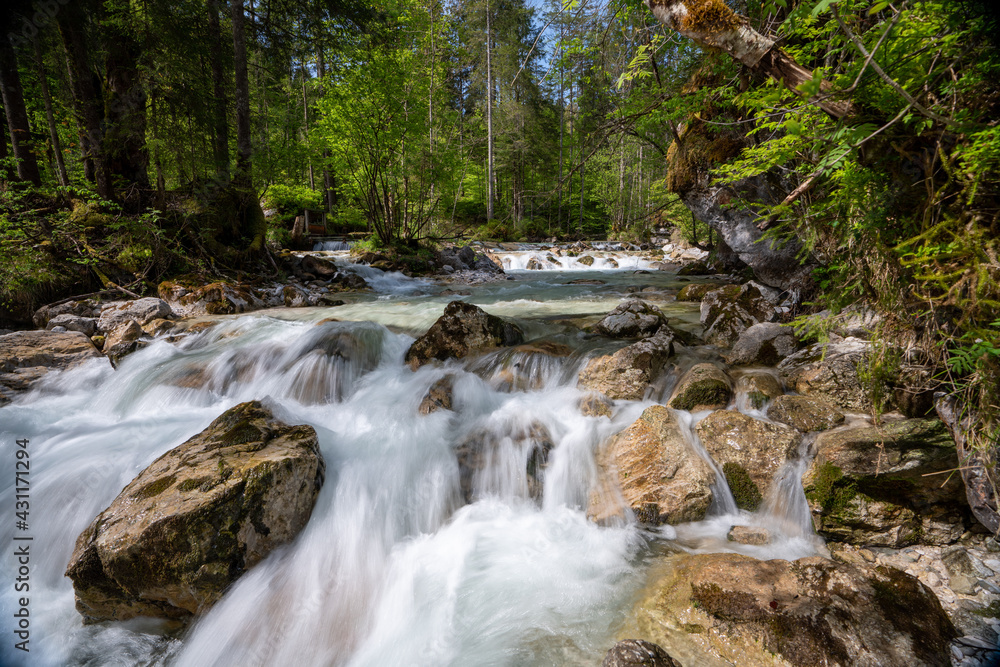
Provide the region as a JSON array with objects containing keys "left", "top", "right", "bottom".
[
  {"left": 164, "top": 281, "right": 263, "bottom": 317},
  {"left": 723, "top": 322, "right": 800, "bottom": 365},
  {"left": 578, "top": 331, "right": 675, "bottom": 401},
  {"left": 699, "top": 284, "right": 775, "bottom": 348},
  {"left": 33, "top": 298, "right": 98, "bottom": 327},
  {"left": 735, "top": 372, "right": 783, "bottom": 409},
  {"left": 526, "top": 257, "right": 544, "bottom": 270},
  {"left": 103, "top": 320, "right": 145, "bottom": 365},
  {"left": 675, "top": 283, "right": 717, "bottom": 301},
  {"left": 0, "top": 331, "right": 106, "bottom": 405},
  {"left": 577, "top": 255, "right": 595, "bottom": 266},
  {"left": 588, "top": 405, "right": 715, "bottom": 525},
  {"left": 602, "top": 639, "right": 682, "bottom": 667},
  {"left": 696, "top": 410, "right": 800, "bottom": 502},
  {"left": 767, "top": 395, "right": 845, "bottom": 432},
  {"left": 594, "top": 299, "right": 669, "bottom": 339},
  {"left": 942, "top": 546, "right": 991, "bottom": 596},
  {"left": 46, "top": 313, "right": 97, "bottom": 337},
  {"left": 98, "top": 297, "right": 174, "bottom": 333},
  {"left": 677, "top": 260, "right": 714, "bottom": 276},
  {"left": 475, "top": 341, "right": 574, "bottom": 392},
  {"left": 727, "top": 525, "right": 771, "bottom": 545},
  {"left": 142, "top": 318, "right": 177, "bottom": 337},
  {"left": 418, "top": 375, "right": 454, "bottom": 415},
  {"left": 404, "top": 301, "right": 525, "bottom": 370},
  {"left": 65, "top": 401, "right": 324, "bottom": 623},
  {"left": 625, "top": 552, "right": 956, "bottom": 667},
  {"left": 668, "top": 363, "right": 733, "bottom": 411},
  {"left": 580, "top": 392, "right": 614, "bottom": 418},
  {"left": 300, "top": 254, "right": 338, "bottom": 278},
  {"left": 282, "top": 284, "right": 310, "bottom": 307},
  {"left": 777, "top": 337, "right": 871, "bottom": 412},
  {"left": 802, "top": 418, "right": 970, "bottom": 547},
  {"left": 456, "top": 420, "right": 553, "bottom": 503}
]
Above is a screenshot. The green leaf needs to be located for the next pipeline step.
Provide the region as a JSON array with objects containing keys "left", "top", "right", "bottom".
[{"left": 811, "top": 0, "right": 838, "bottom": 17}]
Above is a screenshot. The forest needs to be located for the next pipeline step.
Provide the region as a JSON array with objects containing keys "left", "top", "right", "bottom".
[{"left": 1, "top": 0, "right": 1000, "bottom": 472}]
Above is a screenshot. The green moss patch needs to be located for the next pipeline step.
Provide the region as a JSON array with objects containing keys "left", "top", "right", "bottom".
[{"left": 723, "top": 462, "right": 763, "bottom": 511}]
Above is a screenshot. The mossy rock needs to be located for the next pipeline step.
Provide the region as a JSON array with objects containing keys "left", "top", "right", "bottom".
[
  {"left": 676, "top": 283, "right": 718, "bottom": 301},
  {"left": 723, "top": 462, "right": 763, "bottom": 511},
  {"left": 767, "top": 395, "right": 845, "bottom": 432},
  {"left": 669, "top": 363, "right": 732, "bottom": 411}
]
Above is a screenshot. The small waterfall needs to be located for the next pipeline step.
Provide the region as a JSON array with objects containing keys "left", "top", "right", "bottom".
[
  {"left": 673, "top": 409, "right": 739, "bottom": 516},
  {"left": 313, "top": 240, "right": 352, "bottom": 251},
  {"left": 495, "top": 249, "right": 658, "bottom": 272}
]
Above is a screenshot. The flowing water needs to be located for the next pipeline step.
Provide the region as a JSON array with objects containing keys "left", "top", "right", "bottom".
[{"left": 0, "top": 249, "right": 823, "bottom": 666}]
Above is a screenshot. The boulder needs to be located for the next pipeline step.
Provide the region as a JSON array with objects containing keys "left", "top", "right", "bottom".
[
  {"left": 580, "top": 392, "right": 614, "bottom": 418},
  {"left": 33, "top": 298, "right": 99, "bottom": 327},
  {"left": 578, "top": 331, "right": 675, "bottom": 401},
  {"left": 46, "top": 313, "right": 97, "bottom": 337},
  {"left": 695, "top": 410, "right": 800, "bottom": 503},
  {"left": 159, "top": 281, "right": 265, "bottom": 317},
  {"left": 700, "top": 284, "right": 775, "bottom": 348},
  {"left": 766, "top": 395, "right": 845, "bottom": 432},
  {"left": 588, "top": 405, "right": 715, "bottom": 525},
  {"left": 65, "top": 401, "right": 324, "bottom": 623},
  {"left": 418, "top": 375, "right": 454, "bottom": 415},
  {"left": 404, "top": 301, "right": 525, "bottom": 370},
  {"left": 526, "top": 257, "right": 544, "bottom": 270},
  {"left": 777, "top": 337, "right": 871, "bottom": 412},
  {"left": 723, "top": 322, "right": 799, "bottom": 365},
  {"left": 602, "top": 639, "right": 681, "bottom": 667},
  {"left": 802, "top": 418, "right": 970, "bottom": 546},
  {"left": 97, "top": 298, "right": 174, "bottom": 333},
  {"left": 0, "top": 331, "right": 106, "bottom": 405},
  {"left": 594, "top": 299, "right": 669, "bottom": 339},
  {"left": 668, "top": 363, "right": 732, "bottom": 411},
  {"left": 578, "top": 255, "right": 595, "bottom": 266},
  {"left": 676, "top": 260, "right": 714, "bottom": 276},
  {"left": 675, "top": 283, "right": 717, "bottom": 301},
  {"left": 282, "top": 284, "right": 310, "bottom": 307},
  {"left": 473, "top": 341, "right": 574, "bottom": 392},
  {"left": 735, "top": 372, "right": 783, "bottom": 409},
  {"left": 625, "top": 552, "right": 956, "bottom": 667},
  {"left": 727, "top": 525, "right": 771, "bottom": 545},
  {"left": 103, "top": 320, "right": 146, "bottom": 365},
  {"left": 935, "top": 394, "right": 999, "bottom": 536},
  {"left": 300, "top": 254, "right": 338, "bottom": 278},
  {"left": 142, "top": 318, "right": 177, "bottom": 337},
  {"left": 456, "top": 419, "right": 553, "bottom": 503}
]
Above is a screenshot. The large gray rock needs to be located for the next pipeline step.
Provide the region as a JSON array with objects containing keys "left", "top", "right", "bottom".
[
  {"left": 158, "top": 281, "right": 265, "bottom": 317},
  {"left": 802, "top": 418, "right": 970, "bottom": 546},
  {"left": 767, "top": 394, "right": 845, "bottom": 432},
  {"left": 0, "top": 331, "right": 107, "bottom": 405},
  {"left": 778, "top": 337, "right": 871, "bottom": 412},
  {"left": 46, "top": 313, "right": 97, "bottom": 337},
  {"left": 700, "top": 284, "right": 775, "bottom": 348},
  {"left": 594, "top": 299, "right": 669, "bottom": 339},
  {"left": 97, "top": 297, "right": 173, "bottom": 333},
  {"left": 935, "top": 394, "right": 999, "bottom": 536},
  {"left": 404, "top": 301, "right": 524, "bottom": 369},
  {"left": 578, "top": 331, "right": 675, "bottom": 401},
  {"left": 723, "top": 321, "right": 800, "bottom": 365},
  {"left": 602, "top": 639, "right": 681, "bottom": 667},
  {"left": 33, "top": 298, "right": 99, "bottom": 327},
  {"left": 626, "top": 552, "right": 956, "bottom": 667},
  {"left": 103, "top": 320, "right": 146, "bottom": 365},
  {"left": 65, "top": 401, "right": 324, "bottom": 623},
  {"left": 735, "top": 372, "right": 784, "bottom": 409},
  {"left": 589, "top": 405, "right": 715, "bottom": 525}
]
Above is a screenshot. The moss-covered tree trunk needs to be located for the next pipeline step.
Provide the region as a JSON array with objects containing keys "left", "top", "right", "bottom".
[
  {"left": 0, "top": 34, "right": 41, "bottom": 185},
  {"left": 644, "top": 0, "right": 850, "bottom": 119}
]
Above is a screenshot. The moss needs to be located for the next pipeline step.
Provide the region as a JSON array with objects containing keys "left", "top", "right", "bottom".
[
  {"left": 723, "top": 462, "right": 763, "bottom": 511},
  {"left": 691, "top": 582, "right": 766, "bottom": 622},
  {"left": 806, "top": 462, "right": 857, "bottom": 515},
  {"left": 870, "top": 566, "right": 957, "bottom": 659},
  {"left": 972, "top": 600, "right": 1000, "bottom": 617},
  {"left": 134, "top": 474, "right": 176, "bottom": 500},
  {"left": 682, "top": 623, "right": 705, "bottom": 634},
  {"left": 747, "top": 390, "right": 769, "bottom": 409}
]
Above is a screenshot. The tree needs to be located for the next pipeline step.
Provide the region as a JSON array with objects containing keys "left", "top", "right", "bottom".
[{"left": 0, "top": 33, "right": 41, "bottom": 185}]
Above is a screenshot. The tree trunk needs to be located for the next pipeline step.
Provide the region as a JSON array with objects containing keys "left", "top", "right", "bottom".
[
  {"left": 32, "top": 38, "right": 69, "bottom": 187},
  {"left": 486, "top": 0, "right": 495, "bottom": 221},
  {"left": 207, "top": 0, "right": 230, "bottom": 182},
  {"left": 0, "top": 106, "right": 14, "bottom": 181},
  {"left": 0, "top": 34, "right": 41, "bottom": 185},
  {"left": 104, "top": 22, "right": 150, "bottom": 189},
  {"left": 643, "top": 0, "right": 850, "bottom": 118},
  {"left": 231, "top": 0, "right": 252, "bottom": 185},
  {"left": 58, "top": 6, "right": 112, "bottom": 199}
]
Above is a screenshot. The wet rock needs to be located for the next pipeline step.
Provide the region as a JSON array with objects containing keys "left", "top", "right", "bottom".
[
  {"left": 802, "top": 418, "right": 970, "bottom": 547},
  {"left": 526, "top": 257, "right": 544, "bottom": 270},
  {"left": 97, "top": 297, "right": 174, "bottom": 333},
  {"left": 602, "top": 639, "right": 681, "bottom": 667},
  {"left": 142, "top": 318, "right": 177, "bottom": 337},
  {"left": 418, "top": 375, "right": 454, "bottom": 415},
  {"left": 589, "top": 405, "right": 715, "bottom": 525},
  {"left": 300, "top": 254, "right": 338, "bottom": 278},
  {"left": 696, "top": 410, "right": 800, "bottom": 501},
  {"left": 700, "top": 284, "right": 775, "bottom": 348},
  {"left": 942, "top": 546, "right": 992, "bottom": 596},
  {"left": 103, "top": 320, "right": 146, "bottom": 365},
  {"left": 778, "top": 337, "right": 872, "bottom": 412},
  {"left": 578, "top": 331, "right": 675, "bottom": 401},
  {"left": 159, "top": 281, "right": 264, "bottom": 317},
  {"left": 567, "top": 278, "right": 605, "bottom": 285},
  {"left": 935, "top": 394, "right": 999, "bottom": 537},
  {"left": 767, "top": 395, "right": 845, "bottom": 432},
  {"left": 675, "top": 283, "right": 717, "bottom": 301},
  {"left": 65, "top": 401, "right": 324, "bottom": 623},
  {"left": 578, "top": 255, "right": 595, "bottom": 266},
  {"left": 473, "top": 341, "right": 574, "bottom": 392},
  {"left": 594, "top": 299, "right": 670, "bottom": 339},
  {"left": 668, "top": 363, "right": 732, "bottom": 411},
  {"left": 282, "top": 284, "right": 310, "bottom": 307},
  {"left": 46, "top": 313, "right": 97, "bottom": 337},
  {"left": 676, "top": 260, "right": 714, "bottom": 276},
  {"left": 0, "top": 330, "right": 107, "bottom": 404},
  {"left": 332, "top": 272, "right": 370, "bottom": 290},
  {"left": 727, "top": 525, "right": 771, "bottom": 545},
  {"left": 456, "top": 419, "right": 553, "bottom": 503},
  {"left": 580, "top": 392, "right": 614, "bottom": 418},
  {"left": 723, "top": 322, "right": 800, "bottom": 365},
  {"left": 404, "top": 301, "right": 525, "bottom": 370},
  {"left": 33, "top": 298, "right": 99, "bottom": 327},
  {"left": 735, "top": 372, "right": 783, "bottom": 409},
  {"left": 627, "top": 552, "right": 956, "bottom": 667}
]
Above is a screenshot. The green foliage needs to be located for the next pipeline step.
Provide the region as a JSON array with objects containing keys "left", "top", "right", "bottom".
[{"left": 263, "top": 185, "right": 323, "bottom": 222}]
